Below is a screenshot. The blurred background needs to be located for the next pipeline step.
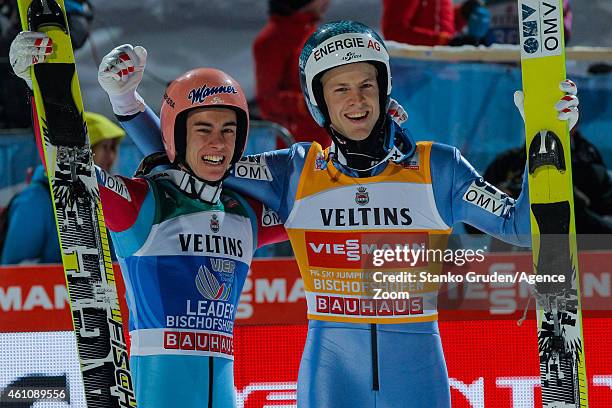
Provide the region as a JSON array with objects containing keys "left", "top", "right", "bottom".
[{"left": 75, "top": 0, "right": 612, "bottom": 117}]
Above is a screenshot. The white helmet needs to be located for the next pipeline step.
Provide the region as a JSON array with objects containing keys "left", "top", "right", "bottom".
[{"left": 299, "top": 20, "right": 392, "bottom": 127}]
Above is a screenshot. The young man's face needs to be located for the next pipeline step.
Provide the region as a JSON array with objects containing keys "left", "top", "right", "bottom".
[
  {"left": 93, "top": 138, "right": 120, "bottom": 172},
  {"left": 322, "top": 62, "right": 380, "bottom": 141},
  {"left": 184, "top": 107, "right": 237, "bottom": 182}
]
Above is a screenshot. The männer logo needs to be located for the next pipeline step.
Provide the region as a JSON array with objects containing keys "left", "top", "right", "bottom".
[{"left": 188, "top": 84, "right": 238, "bottom": 104}]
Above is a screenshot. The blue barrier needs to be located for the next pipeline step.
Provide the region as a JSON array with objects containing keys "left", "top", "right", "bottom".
[
  {"left": 390, "top": 58, "right": 612, "bottom": 171},
  {"left": 0, "top": 131, "right": 39, "bottom": 195}
]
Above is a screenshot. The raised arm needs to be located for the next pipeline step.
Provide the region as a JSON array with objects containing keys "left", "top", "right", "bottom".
[
  {"left": 429, "top": 79, "right": 580, "bottom": 246},
  {"left": 116, "top": 105, "right": 165, "bottom": 155},
  {"left": 430, "top": 143, "right": 531, "bottom": 246},
  {"left": 10, "top": 33, "right": 156, "bottom": 258}
]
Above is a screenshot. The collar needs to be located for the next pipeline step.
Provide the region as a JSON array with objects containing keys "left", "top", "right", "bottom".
[
  {"left": 327, "top": 120, "right": 416, "bottom": 177},
  {"left": 328, "top": 143, "right": 393, "bottom": 177},
  {"left": 153, "top": 169, "right": 222, "bottom": 204}
]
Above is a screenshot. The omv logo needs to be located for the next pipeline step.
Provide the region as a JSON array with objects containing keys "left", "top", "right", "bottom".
[{"left": 195, "top": 266, "right": 231, "bottom": 301}]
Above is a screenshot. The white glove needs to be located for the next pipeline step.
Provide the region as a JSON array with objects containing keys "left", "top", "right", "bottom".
[
  {"left": 9, "top": 31, "right": 54, "bottom": 89},
  {"left": 514, "top": 79, "right": 579, "bottom": 131},
  {"left": 387, "top": 98, "right": 408, "bottom": 126},
  {"left": 98, "top": 44, "right": 147, "bottom": 116}
]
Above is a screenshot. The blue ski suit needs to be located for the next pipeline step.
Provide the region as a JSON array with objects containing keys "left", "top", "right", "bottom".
[{"left": 122, "top": 108, "right": 531, "bottom": 408}]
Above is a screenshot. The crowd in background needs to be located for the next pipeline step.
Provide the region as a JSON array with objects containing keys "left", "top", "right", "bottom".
[{"left": 0, "top": 0, "right": 611, "bottom": 264}]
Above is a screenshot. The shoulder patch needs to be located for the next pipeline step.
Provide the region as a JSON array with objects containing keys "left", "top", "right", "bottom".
[
  {"left": 234, "top": 156, "right": 273, "bottom": 181},
  {"left": 261, "top": 205, "right": 283, "bottom": 227},
  {"left": 402, "top": 149, "right": 420, "bottom": 170},
  {"left": 462, "top": 178, "right": 513, "bottom": 217},
  {"left": 314, "top": 151, "right": 327, "bottom": 170},
  {"left": 99, "top": 168, "right": 131, "bottom": 202}
]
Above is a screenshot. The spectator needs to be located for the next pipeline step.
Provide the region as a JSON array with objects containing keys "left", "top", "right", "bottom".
[
  {"left": 448, "top": 0, "right": 490, "bottom": 46},
  {"left": 87, "top": 111, "right": 124, "bottom": 172},
  {"left": 0, "top": 112, "right": 124, "bottom": 264},
  {"left": 452, "top": 0, "right": 572, "bottom": 46},
  {"left": 381, "top": 0, "right": 460, "bottom": 46},
  {"left": 253, "top": 0, "right": 331, "bottom": 147},
  {"left": 473, "top": 128, "right": 612, "bottom": 250},
  {"left": 0, "top": 0, "right": 93, "bottom": 128}
]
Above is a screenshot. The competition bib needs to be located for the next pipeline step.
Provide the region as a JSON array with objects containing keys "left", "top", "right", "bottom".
[{"left": 285, "top": 142, "right": 451, "bottom": 324}]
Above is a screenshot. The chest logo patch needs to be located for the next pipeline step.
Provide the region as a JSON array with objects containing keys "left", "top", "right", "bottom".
[
  {"left": 355, "top": 186, "right": 369, "bottom": 206},
  {"left": 210, "top": 214, "right": 220, "bottom": 233},
  {"left": 196, "top": 265, "right": 231, "bottom": 301}
]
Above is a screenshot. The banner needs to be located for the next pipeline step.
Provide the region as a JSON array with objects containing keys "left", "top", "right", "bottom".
[{"left": 1, "top": 256, "right": 611, "bottom": 407}]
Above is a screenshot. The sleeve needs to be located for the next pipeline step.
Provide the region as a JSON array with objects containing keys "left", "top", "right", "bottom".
[
  {"left": 97, "top": 168, "right": 156, "bottom": 258},
  {"left": 116, "top": 105, "right": 165, "bottom": 156},
  {"left": 224, "top": 143, "right": 310, "bottom": 222},
  {"left": 244, "top": 197, "right": 289, "bottom": 248},
  {"left": 97, "top": 168, "right": 150, "bottom": 232},
  {"left": 0, "top": 188, "right": 51, "bottom": 264},
  {"left": 430, "top": 143, "right": 531, "bottom": 247},
  {"left": 381, "top": 0, "right": 453, "bottom": 45}
]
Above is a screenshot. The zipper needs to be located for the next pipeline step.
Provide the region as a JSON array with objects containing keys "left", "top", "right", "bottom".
[
  {"left": 370, "top": 324, "right": 380, "bottom": 391},
  {"left": 208, "top": 356, "right": 214, "bottom": 408}
]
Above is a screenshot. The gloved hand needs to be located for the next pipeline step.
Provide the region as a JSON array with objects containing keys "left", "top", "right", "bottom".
[
  {"left": 9, "top": 31, "right": 54, "bottom": 89},
  {"left": 514, "top": 79, "right": 579, "bottom": 131},
  {"left": 98, "top": 44, "right": 147, "bottom": 116},
  {"left": 387, "top": 98, "right": 408, "bottom": 126}
]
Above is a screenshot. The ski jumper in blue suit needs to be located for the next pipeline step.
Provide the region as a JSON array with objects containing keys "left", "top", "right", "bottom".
[
  {"left": 120, "top": 106, "right": 530, "bottom": 408},
  {"left": 96, "top": 166, "right": 285, "bottom": 408},
  {"left": 29, "top": 100, "right": 286, "bottom": 407}
]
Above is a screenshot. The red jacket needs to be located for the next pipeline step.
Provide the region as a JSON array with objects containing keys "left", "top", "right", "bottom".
[
  {"left": 253, "top": 11, "right": 331, "bottom": 147},
  {"left": 382, "top": 0, "right": 459, "bottom": 46}
]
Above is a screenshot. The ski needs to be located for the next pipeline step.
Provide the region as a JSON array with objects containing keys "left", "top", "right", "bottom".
[
  {"left": 16, "top": 0, "right": 136, "bottom": 406},
  {"left": 518, "top": 1, "right": 588, "bottom": 407}
]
